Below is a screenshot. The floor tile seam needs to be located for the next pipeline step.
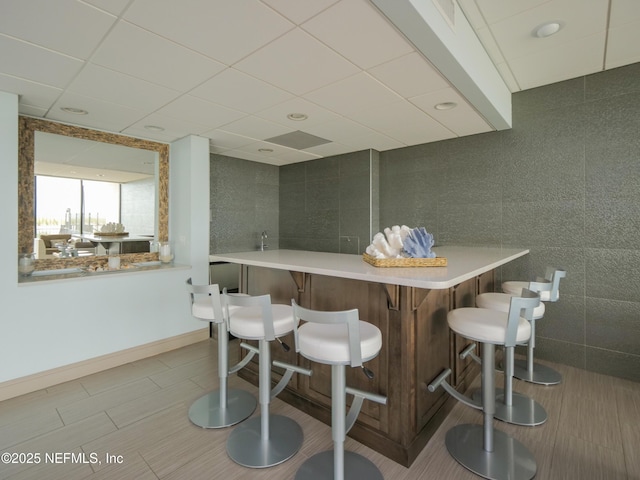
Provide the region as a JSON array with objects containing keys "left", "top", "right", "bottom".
[
  {"left": 105, "top": 392, "right": 197, "bottom": 430},
  {"left": 56, "top": 383, "right": 164, "bottom": 426}
]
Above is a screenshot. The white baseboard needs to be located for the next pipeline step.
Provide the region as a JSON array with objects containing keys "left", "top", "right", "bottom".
[{"left": 0, "top": 328, "right": 209, "bottom": 402}]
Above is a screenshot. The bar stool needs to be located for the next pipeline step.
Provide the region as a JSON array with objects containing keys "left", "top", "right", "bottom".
[
  {"left": 428, "top": 289, "right": 540, "bottom": 480},
  {"left": 291, "top": 301, "right": 386, "bottom": 480},
  {"left": 473, "top": 281, "right": 550, "bottom": 426},
  {"left": 224, "top": 290, "right": 312, "bottom": 469},
  {"left": 501, "top": 267, "right": 566, "bottom": 385},
  {"left": 185, "top": 278, "right": 256, "bottom": 428}
]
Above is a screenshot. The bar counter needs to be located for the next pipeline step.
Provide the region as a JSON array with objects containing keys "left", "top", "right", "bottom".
[{"left": 210, "top": 247, "right": 529, "bottom": 466}]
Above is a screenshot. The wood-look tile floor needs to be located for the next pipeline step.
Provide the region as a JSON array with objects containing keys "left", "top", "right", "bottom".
[{"left": 1, "top": 339, "right": 638, "bottom": 479}]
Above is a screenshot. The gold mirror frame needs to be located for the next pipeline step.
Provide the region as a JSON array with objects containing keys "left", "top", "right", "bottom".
[{"left": 18, "top": 116, "right": 169, "bottom": 255}]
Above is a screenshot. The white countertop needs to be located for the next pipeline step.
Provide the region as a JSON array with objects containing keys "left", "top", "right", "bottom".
[{"left": 210, "top": 247, "right": 529, "bottom": 290}]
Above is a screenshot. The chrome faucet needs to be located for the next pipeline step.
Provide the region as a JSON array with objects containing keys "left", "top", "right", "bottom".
[{"left": 260, "top": 231, "right": 268, "bottom": 251}]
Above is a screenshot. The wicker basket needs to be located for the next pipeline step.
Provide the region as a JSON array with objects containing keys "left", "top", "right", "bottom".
[{"left": 362, "top": 253, "right": 447, "bottom": 267}]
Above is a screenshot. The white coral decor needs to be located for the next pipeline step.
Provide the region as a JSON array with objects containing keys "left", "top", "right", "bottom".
[{"left": 99, "top": 222, "right": 125, "bottom": 233}]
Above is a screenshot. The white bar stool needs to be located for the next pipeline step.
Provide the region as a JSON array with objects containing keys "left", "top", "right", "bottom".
[
  {"left": 224, "top": 291, "right": 312, "bottom": 469},
  {"left": 428, "top": 289, "right": 540, "bottom": 480},
  {"left": 473, "top": 281, "right": 550, "bottom": 426},
  {"left": 291, "top": 301, "right": 386, "bottom": 480},
  {"left": 501, "top": 267, "right": 566, "bottom": 385},
  {"left": 185, "top": 278, "right": 256, "bottom": 428}
]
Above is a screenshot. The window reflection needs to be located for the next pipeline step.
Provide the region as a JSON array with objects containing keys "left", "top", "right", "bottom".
[{"left": 35, "top": 175, "right": 120, "bottom": 236}]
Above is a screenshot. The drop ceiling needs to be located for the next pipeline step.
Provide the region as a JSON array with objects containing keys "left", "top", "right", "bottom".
[{"left": 1, "top": 0, "right": 638, "bottom": 166}]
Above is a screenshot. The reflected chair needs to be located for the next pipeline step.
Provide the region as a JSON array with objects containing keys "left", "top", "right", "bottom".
[
  {"left": 185, "top": 278, "right": 256, "bottom": 428},
  {"left": 224, "top": 290, "right": 311, "bottom": 468},
  {"left": 292, "top": 301, "right": 386, "bottom": 480},
  {"left": 428, "top": 289, "right": 540, "bottom": 480}
]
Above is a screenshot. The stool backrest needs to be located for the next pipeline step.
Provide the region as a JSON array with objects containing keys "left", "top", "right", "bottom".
[
  {"left": 506, "top": 289, "right": 541, "bottom": 347},
  {"left": 542, "top": 267, "right": 566, "bottom": 302},
  {"left": 185, "top": 278, "right": 224, "bottom": 321},
  {"left": 223, "top": 289, "right": 276, "bottom": 341},
  {"left": 291, "top": 300, "right": 364, "bottom": 368}
]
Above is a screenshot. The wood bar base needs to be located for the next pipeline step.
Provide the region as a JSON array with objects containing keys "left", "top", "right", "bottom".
[{"left": 235, "top": 265, "right": 493, "bottom": 467}]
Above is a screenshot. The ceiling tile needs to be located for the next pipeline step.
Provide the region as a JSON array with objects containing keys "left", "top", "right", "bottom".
[
  {"left": 218, "top": 115, "right": 291, "bottom": 140},
  {"left": 487, "top": 0, "right": 608, "bottom": 61},
  {"left": 124, "top": 0, "right": 294, "bottom": 65},
  {"left": 219, "top": 148, "right": 266, "bottom": 162},
  {"left": 509, "top": 32, "right": 605, "bottom": 89},
  {"left": 202, "top": 132, "right": 254, "bottom": 153},
  {"left": 255, "top": 97, "right": 341, "bottom": 128},
  {"left": 340, "top": 130, "right": 403, "bottom": 151},
  {"left": 609, "top": 0, "right": 640, "bottom": 26},
  {"left": 0, "top": 73, "right": 62, "bottom": 110},
  {"left": 82, "top": 0, "right": 131, "bottom": 16},
  {"left": 0, "top": 0, "right": 116, "bottom": 59},
  {"left": 350, "top": 101, "right": 454, "bottom": 145},
  {"left": 127, "top": 112, "right": 212, "bottom": 138},
  {"left": 368, "top": 52, "right": 449, "bottom": 98},
  {"left": 234, "top": 28, "right": 360, "bottom": 95},
  {"left": 302, "top": 117, "right": 376, "bottom": 144},
  {"left": 92, "top": 21, "right": 226, "bottom": 92},
  {"left": 119, "top": 125, "right": 176, "bottom": 144},
  {"left": 47, "top": 92, "right": 149, "bottom": 132},
  {"left": 68, "top": 64, "right": 180, "bottom": 113},
  {"left": 606, "top": 21, "right": 640, "bottom": 69},
  {"left": 156, "top": 95, "right": 246, "bottom": 130},
  {"left": 0, "top": 35, "right": 84, "bottom": 88},
  {"left": 304, "top": 142, "right": 353, "bottom": 157},
  {"left": 304, "top": 72, "right": 401, "bottom": 116},
  {"left": 474, "top": 0, "right": 551, "bottom": 25},
  {"left": 190, "top": 68, "right": 293, "bottom": 114},
  {"left": 410, "top": 88, "right": 493, "bottom": 137},
  {"left": 301, "top": 0, "right": 413, "bottom": 70},
  {"left": 261, "top": 0, "right": 339, "bottom": 25},
  {"left": 19, "top": 104, "right": 48, "bottom": 117}
]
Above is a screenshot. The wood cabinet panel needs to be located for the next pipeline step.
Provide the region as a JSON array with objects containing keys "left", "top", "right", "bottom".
[
  {"left": 415, "top": 288, "right": 450, "bottom": 431},
  {"left": 450, "top": 278, "right": 476, "bottom": 386},
  {"left": 236, "top": 265, "right": 492, "bottom": 466}
]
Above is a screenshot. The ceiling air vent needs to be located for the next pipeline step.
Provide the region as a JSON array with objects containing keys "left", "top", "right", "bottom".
[
  {"left": 263, "top": 130, "right": 331, "bottom": 150},
  {"left": 433, "top": 0, "right": 455, "bottom": 29}
]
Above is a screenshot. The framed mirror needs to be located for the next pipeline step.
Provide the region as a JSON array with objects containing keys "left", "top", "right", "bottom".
[{"left": 18, "top": 116, "right": 169, "bottom": 256}]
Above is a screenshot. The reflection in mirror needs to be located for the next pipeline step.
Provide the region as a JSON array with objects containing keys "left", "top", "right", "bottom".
[
  {"left": 18, "top": 116, "right": 169, "bottom": 258},
  {"left": 34, "top": 132, "right": 158, "bottom": 245}
]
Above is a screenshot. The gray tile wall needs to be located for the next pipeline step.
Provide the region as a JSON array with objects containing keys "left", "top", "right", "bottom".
[
  {"left": 210, "top": 154, "right": 279, "bottom": 253},
  {"left": 208, "top": 63, "right": 640, "bottom": 381},
  {"left": 379, "top": 62, "right": 640, "bottom": 382},
  {"left": 279, "top": 150, "right": 374, "bottom": 253}
]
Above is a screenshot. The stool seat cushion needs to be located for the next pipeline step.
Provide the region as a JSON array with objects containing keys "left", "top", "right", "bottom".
[
  {"left": 191, "top": 293, "right": 248, "bottom": 323},
  {"left": 502, "top": 281, "right": 552, "bottom": 301},
  {"left": 476, "top": 292, "right": 545, "bottom": 320},
  {"left": 448, "top": 307, "right": 531, "bottom": 345},
  {"left": 297, "top": 321, "right": 382, "bottom": 365},
  {"left": 229, "top": 304, "right": 295, "bottom": 340}
]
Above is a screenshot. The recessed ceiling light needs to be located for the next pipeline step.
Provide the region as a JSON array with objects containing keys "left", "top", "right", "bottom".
[
  {"left": 60, "top": 107, "right": 88, "bottom": 115},
  {"left": 533, "top": 22, "right": 562, "bottom": 38},
  {"left": 144, "top": 125, "right": 165, "bottom": 132},
  {"left": 258, "top": 148, "right": 274, "bottom": 153},
  {"left": 434, "top": 102, "right": 457, "bottom": 111},
  {"left": 287, "top": 113, "right": 308, "bottom": 121}
]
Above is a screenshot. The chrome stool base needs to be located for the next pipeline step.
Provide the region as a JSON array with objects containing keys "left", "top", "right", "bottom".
[
  {"left": 513, "top": 358, "right": 562, "bottom": 385},
  {"left": 227, "top": 414, "right": 303, "bottom": 468},
  {"left": 294, "top": 450, "right": 383, "bottom": 480},
  {"left": 446, "top": 424, "right": 536, "bottom": 480},
  {"left": 188, "top": 389, "right": 256, "bottom": 429},
  {"left": 472, "top": 388, "right": 547, "bottom": 426}
]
